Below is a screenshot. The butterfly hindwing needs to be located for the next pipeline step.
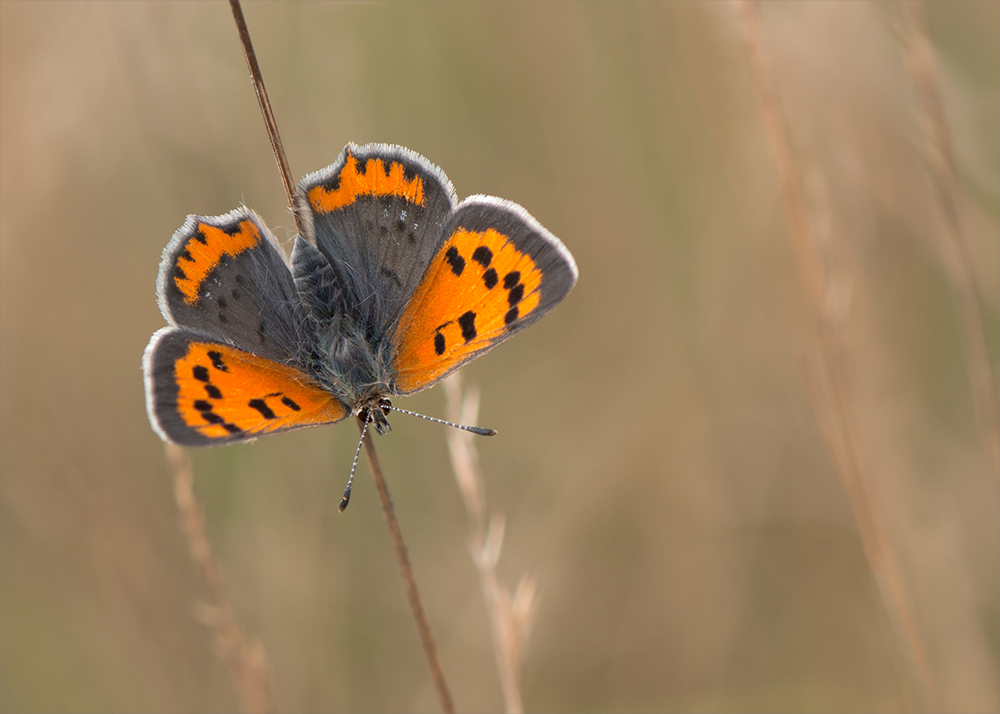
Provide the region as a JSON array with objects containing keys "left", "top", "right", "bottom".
[
  {"left": 391, "top": 196, "right": 578, "bottom": 394},
  {"left": 299, "top": 143, "right": 458, "bottom": 338},
  {"left": 143, "top": 328, "right": 349, "bottom": 446},
  {"left": 158, "top": 208, "right": 303, "bottom": 362}
]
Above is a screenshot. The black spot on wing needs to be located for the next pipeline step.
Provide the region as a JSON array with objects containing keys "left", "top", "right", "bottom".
[
  {"left": 319, "top": 172, "right": 342, "bottom": 193},
  {"left": 220, "top": 220, "right": 246, "bottom": 237},
  {"left": 458, "top": 311, "right": 477, "bottom": 342},
  {"left": 380, "top": 266, "right": 403, "bottom": 287},
  {"left": 472, "top": 246, "right": 493, "bottom": 267},
  {"left": 248, "top": 398, "right": 277, "bottom": 420},
  {"left": 445, "top": 246, "right": 465, "bottom": 276},
  {"left": 207, "top": 351, "right": 228, "bottom": 372}
]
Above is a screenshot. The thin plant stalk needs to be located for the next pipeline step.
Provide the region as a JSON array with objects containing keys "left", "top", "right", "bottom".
[
  {"left": 166, "top": 444, "right": 272, "bottom": 714},
  {"left": 739, "top": 1, "right": 940, "bottom": 708},
  {"left": 227, "top": 3, "right": 458, "bottom": 711},
  {"left": 900, "top": 0, "right": 1000, "bottom": 487},
  {"left": 358, "top": 417, "right": 456, "bottom": 714},
  {"left": 229, "top": 0, "right": 306, "bottom": 239},
  {"left": 444, "top": 372, "right": 537, "bottom": 714}
]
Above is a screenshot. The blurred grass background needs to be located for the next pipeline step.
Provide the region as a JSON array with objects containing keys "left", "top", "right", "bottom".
[{"left": 1, "top": 1, "right": 997, "bottom": 712}]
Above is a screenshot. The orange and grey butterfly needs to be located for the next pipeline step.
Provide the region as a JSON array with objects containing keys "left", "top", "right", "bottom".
[{"left": 143, "top": 142, "right": 577, "bottom": 447}]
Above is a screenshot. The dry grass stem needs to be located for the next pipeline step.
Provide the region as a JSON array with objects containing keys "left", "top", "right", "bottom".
[
  {"left": 165, "top": 444, "right": 272, "bottom": 714},
  {"left": 229, "top": 0, "right": 306, "bottom": 240},
  {"left": 358, "top": 419, "right": 456, "bottom": 714},
  {"left": 899, "top": 0, "right": 1000, "bottom": 487},
  {"left": 445, "top": 372, "right": 537, "bottom": 714},
  {"left": 229, "top": 5, "right": 454, "bottom": 710},
  {"left": 739, "top": 1, "right": 940, "bottom": 709}
]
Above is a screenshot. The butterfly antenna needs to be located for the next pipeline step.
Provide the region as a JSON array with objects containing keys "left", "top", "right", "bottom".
[
  {"left": 339, "top": 411, "right": 371, "bottom": 512},
  {"left": 388, "top": 405, "right": 497, "bottom": 436}
]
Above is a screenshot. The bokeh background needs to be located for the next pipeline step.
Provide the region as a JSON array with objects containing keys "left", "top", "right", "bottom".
[{"left": 2, "top": 2, "right": 997, "bottom": 712}]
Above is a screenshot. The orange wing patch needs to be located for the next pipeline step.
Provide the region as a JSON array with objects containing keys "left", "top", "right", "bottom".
[
  {"left": 174, "top": 220, "right": 261, "bottom": 305},
  {"left": 393, "top": 227, "right": 542, "bottom": 393},
  {"left": 308, "top": 154, "right": 425, "bottom": 213},
  {"left": 175, "top": 342, "right": 348, "bottom": 440}
]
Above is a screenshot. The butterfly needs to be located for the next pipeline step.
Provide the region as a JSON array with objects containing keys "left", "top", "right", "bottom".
[{"left": 143, "top": 142, "right": 577, "bottom": 504}]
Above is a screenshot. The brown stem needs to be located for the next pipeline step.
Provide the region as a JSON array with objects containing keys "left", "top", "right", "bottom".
[
  {"left": 229, "top": 0, "right": 307, "bottom": 239},
  {"left": 228, "top": 3, "right": 455, "bottom": 708},
  {"left": 358, "top": 417, "right": 456, "bottom": 714}
]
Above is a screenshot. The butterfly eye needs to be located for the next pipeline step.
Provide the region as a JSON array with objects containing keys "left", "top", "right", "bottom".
[{"left": 378, "top": 397, "right": 392, "bottom": 416}]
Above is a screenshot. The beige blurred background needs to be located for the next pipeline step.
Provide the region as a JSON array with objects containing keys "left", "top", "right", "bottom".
[{"left": 1, "top": 2, "right": 997, "bottom": 712}]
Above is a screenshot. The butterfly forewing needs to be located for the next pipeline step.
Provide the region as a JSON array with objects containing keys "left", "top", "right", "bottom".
[
  {"left": 299, "top": 143, "right": 458, "bottom": 337},
  {"left": 158, "top": 208, "right": 303, "bottom": 362},
  {"left": 391, "top": 196, "right": 578, "bottom": 394}
]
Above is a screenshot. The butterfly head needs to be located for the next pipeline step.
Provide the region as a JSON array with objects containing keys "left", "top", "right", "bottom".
[{"left": 358, "top": 396, "right": 393, "bottom": 435}]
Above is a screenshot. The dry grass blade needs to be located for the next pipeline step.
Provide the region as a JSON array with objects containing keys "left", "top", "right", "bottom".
[
  {"left": 738, "top": 1, "right": 941, "bottom": 709},
  {"left": 229, "top": 0, "right": 306, "bottom": 239},
  {"left": 165, "top": 444, "right": 272, "bottom": 714},
  {"left": 358, "top": 419, "right": 456, "bottom": 714},
  {"left": 445, "top": 372, "right": 537, "bottom": 714},
  {"left": 899, "top": 0, "right": 1000, "bottom": 488},
  {"left": 229, "top": 3, "right": 455, "bottom": 709}
]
